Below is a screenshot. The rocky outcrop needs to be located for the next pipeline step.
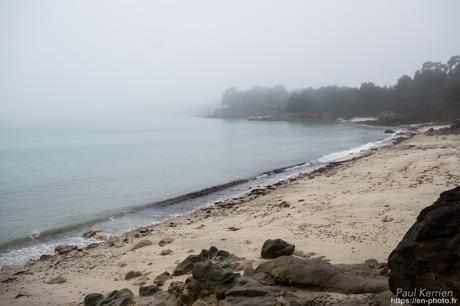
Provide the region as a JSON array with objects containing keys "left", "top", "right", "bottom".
[
  {"left": 388, "top": 186, "right": 460, "bottom": 302},
  {"left": 260, "top": 239, "right": 295, "bottom": 258},
  {"left": 81, "top": 242, "right": 392, "bottom": 306},
  {"left": 256, "top": 256, "right": 388, "bottom": 293}
]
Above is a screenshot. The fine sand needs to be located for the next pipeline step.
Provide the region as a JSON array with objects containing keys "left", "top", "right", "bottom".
[{"left": 1, "top": 129, "right": 459, "bottom": 305}]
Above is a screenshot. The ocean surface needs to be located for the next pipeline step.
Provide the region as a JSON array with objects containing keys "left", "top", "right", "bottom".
[{"left": 0, "top": 114, "right": 397, "bottom": 266}]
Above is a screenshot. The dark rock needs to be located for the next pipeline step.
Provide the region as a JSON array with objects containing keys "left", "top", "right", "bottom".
[
  {"left": 192, "top": 261, "right": 236, "bottom": 287},
  {"left": 86, "top": 243, "right": 100, "bottom": 250},
  {"left": 388, "top": 187, "right": 460, "bottom": 302},
  {"left": 384, "top": 129, "right": 395, "bottom": 134},
  {"left": 251, "top": 272, "right": 276, "bottom": 286},
  {"left": 180, "top": 277, "right": 205, "bottom": 304},
  {"left": 168, "top": 281, "right": 185, "bottom": 296},
  {"left": 39, "top": 254, "right": 54, "bottom": 261},
  {"left": 145, "top": 291, "right": 177, "bottom": 306},
  {"left": 83, "top": 293, "right": 103, "bottom": 306},
  {"left": 139, "top": 285, "right": 160, "bottom": 296},
  {"left": 260, "top": 239, "right": 295, "bottom": 259},
  {"left": 14, "top": 292, "right": 31, "bottom": 299},
  {"left": 54, "top": 244, "right": 77, "bottom": 255},
  {"left": 215, "top": 250, "right": 230, "bottom": 258},
  {"left": 154, "top": 271, "right": 171, "bottom": 286},
  {"left": 173, "top": 249, "right": 209, "bottom": 276},
  {"left": 256, "top": 256, "right": 388, "bottom": 293},
  {"left": 96, "top": 289, "right": 134, "bottom": 306},
  {"left": 124, "top": 270, "right": 142, "bottom": 280}
]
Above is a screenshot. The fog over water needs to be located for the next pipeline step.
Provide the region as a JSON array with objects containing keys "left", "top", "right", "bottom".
[{"left": 1, "top": 0, "right": 459, "bottom": 118}]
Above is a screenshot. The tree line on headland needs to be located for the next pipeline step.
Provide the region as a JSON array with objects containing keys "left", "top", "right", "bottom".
[{"left": 213, "top": 56, "right": 460, "bottom": 123}]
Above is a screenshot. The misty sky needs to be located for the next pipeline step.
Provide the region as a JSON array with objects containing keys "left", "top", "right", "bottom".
[{"left": 1, "top": 0, "right": 459, "bottom": 117}]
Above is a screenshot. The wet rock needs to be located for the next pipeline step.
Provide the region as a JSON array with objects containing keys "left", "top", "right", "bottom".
[
  {"left": 83, "top": 293, "right": 103, "bottom": 306},
  {"left": 139, "top": 285, "right": 160, "bottom": 296},
  {"left": 256, "top": 256, "right": 388, "bottom": 293},
  {"left": 39, "top": 254, "right": 54, "bottom": 261},
  {"left": 154, "top": 271, "right": 171, "bottom": 286},
  {"left": 86, "top": 243, "right": 100, "bottom": 250},
  {"left": 130, "top": 239, "right": 152, "bottom": 251},
  {"left": 82, "top": 229, "right": 103, "bottom": 238},
  {"left": 260, "top": 239, "right": 295, "bottom": 259},
  {"left": 124, "top": 270, "right": 142, "bottom": 280},
  {"left": 388, "top": 187, "right": 460, "bottom": 302},
  {"left": 158, "top": 237, "right": 174, "bottom": 246},
  {"left": 384, "top": 129, "right": 395, "bottom": 134},
  {"left": 54, "top": 244, "right": 77, "bottom": 255},
  {"left": 45, "top": 275, "right": 67, "bottom": 284}
]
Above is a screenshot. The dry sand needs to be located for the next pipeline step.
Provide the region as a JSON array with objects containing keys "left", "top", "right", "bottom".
[{"left": 1, "top": 130, "right": 459, "bottom": 305}]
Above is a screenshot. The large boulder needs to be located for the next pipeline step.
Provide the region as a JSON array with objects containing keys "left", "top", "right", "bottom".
[
  {"left": 256, "top": 256, "right": 388, "bottom": 293},
  {"left": 388, "top": 187, "right": 460, "bottom": 302},
  {"left": 260, "top": 239, "right": 295, "bottom": 259}
]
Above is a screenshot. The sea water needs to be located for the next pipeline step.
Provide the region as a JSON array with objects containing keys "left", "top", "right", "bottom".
[{"left": 0, "top": 113, "right": 396, "bottom": 265}]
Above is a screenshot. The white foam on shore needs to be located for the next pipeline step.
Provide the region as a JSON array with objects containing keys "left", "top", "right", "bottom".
[
  {"left": 317, "top": 131, "right": 400, "bottom": 163},
  {"left": 0, "top": 130, "right": 402, "bottom": 267}
]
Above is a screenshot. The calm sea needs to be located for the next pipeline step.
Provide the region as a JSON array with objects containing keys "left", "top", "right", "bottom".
[{"left": 0, "top": 114, "right": 396, "bottom": 265}]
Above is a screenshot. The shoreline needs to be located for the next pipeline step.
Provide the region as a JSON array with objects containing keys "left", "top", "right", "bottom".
[
  {"left": 1, "top": 128, "right": 459, "bottom": 305},
  {"left": 0, "top": 127, "right": 400, "bottom": 267}
]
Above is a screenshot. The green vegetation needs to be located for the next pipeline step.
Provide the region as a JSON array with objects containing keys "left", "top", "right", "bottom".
[{"left": 214, "top": 56, "right": 460, "bottom": 123}]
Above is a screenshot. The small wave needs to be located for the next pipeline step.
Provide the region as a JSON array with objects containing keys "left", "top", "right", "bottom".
[
  {"left": 317, "top": 132, "right": 398, "bottom": 164},
  {"left": 29, "top": 230, "right": 41, "bottom": 240}
]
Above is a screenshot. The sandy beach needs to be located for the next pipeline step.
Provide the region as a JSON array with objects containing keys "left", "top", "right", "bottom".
[{"left": 1, "top": 128, "right": 459, "bottom": 305}]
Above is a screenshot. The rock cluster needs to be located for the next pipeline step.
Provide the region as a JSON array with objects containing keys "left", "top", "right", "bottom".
[
  {"left": 388, "top": 186, "right": 460, "bottom": 303},
  {"left": 83, "top": 240, "right": 392, "bottom": 305}
]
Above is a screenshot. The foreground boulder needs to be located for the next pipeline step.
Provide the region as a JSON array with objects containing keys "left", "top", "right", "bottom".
[
  {"left": 388, "top": 187, "right": 460, "bottom": 302},
  {"left": 256, "top": 256, "right": 388, "bottom": 293},
  {"left": 84, "top": 289, "right": 133, "bottom": 306},
  {"left": 260, "top": 239, "right": 295, "bottom": 258}
]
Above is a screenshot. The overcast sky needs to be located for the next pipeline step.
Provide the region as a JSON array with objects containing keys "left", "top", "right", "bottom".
[{"left": 1, "top": 0, "right": 459, "bottom": 117}]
